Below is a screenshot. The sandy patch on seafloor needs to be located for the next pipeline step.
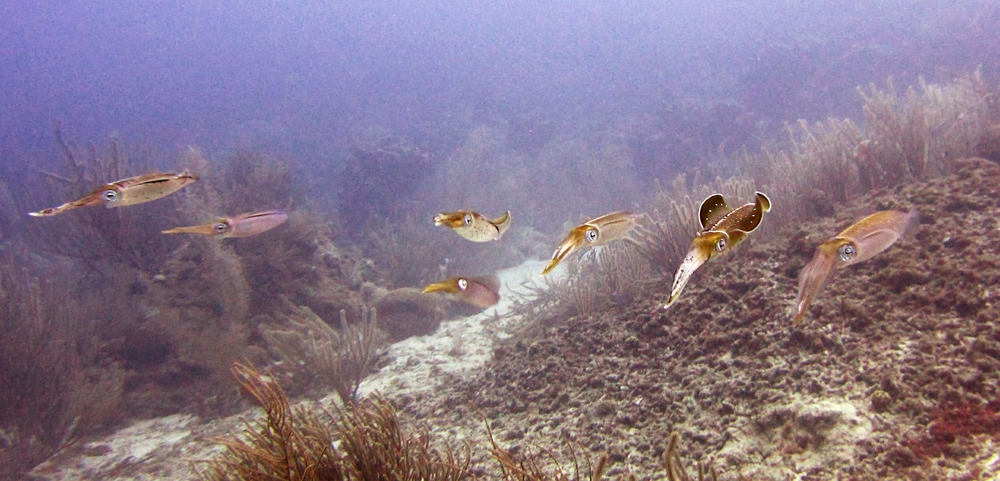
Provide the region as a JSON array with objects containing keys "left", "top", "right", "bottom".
[
  {"left": 28, "top": 259, "right": 556, "bottom": 481},
  {"left": 716, "top": 394, "right": 874, "bottom": 478},
  {"left": 358, "top": 260, "right": 557, "bottom": 400}
]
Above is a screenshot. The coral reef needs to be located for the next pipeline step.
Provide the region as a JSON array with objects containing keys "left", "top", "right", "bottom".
[
  {"left": 14, "top": 138, "right": 379, "bottom": 427},
  {"left": 546, "top": 242, "right": 652, "bottom": 318},
  {"left": 93, "top": 147, "right": 378, "bottom": 418},
  {"left": 112, "top": 239, "right": 254, "bottom": 419},
  {"left": 262, "top": 301, "right": 386, "bottom": 403},
  {"left": 487, "top": 421, "right": 609, "bottom": 481},
  {"left": 177, "top": 148, "right": 364, "bottom": 318},
  {"left": 201, "top": 364, "right": 470, "bottom": 481},
  {"left": 23, "top": 125, "right": 189, "bottom": 273},
  {"left": 375, "top": 287, "right": 446, "bottom": 342},
  {"left": 747, "top": 71, "right": 991, "bottom": 231},
  {"left": 630, "top": 175, "right": 758, "bottom": 279},
  {"left": 976, "top": 123, "right": 1000, "bottom": 163},
  {"left": 17, "top": 72, "right": 1000, "bottom": 481},
  {"left": 403, "top": 157, "right": 1000, "bottom": 480},
  {"left": 367, "top": 214, "right": 453, "bottom": 289},
  {"left": 337, "top": 138, "right": 436, "bottom": 240},
  {"left": 202, "top": 148, "right": 298, "bottom": 214},
  {"left": 0, "top": 249, "right": 125, "bottom": 480}
]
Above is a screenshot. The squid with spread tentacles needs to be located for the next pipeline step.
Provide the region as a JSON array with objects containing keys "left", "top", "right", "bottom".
[
  {"left": 162, "top": 210, "right": 289, "bottom": 238},
  {"left": 794, "top": 209, "right": 918, "bottom": 325},
  {"left": 664, "top": 192, "right": 771, "bottom": 308},
  {"left": 542, "top": 211, "right": 640, "bottom": 275},
  {"left": 434, "top": 210, "right": 511, "bottom": 242},
  {"left": 422, "top": 275, "right": 501, "bottom": 308},
  {"left": 29, "top": 171, "right": 198, "bottom": 217}
]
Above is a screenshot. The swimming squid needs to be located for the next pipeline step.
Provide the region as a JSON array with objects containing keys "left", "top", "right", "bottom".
[
  {"left": 162, "top": 210, "right": 289, "bottom": 238},
  {"left": 422, "top": 275, "right": 501, "bottom": 308},
  {"left": 434, "top": 210, "right": 511, "bottom": 242},
  {"left": 664, "top": 192, "right": 771, "bottom": 308},
  {"left": 29, "top": 171, "right": 198, "bottom": 217},
  {"left": 793, "top": 208, "right": 918, "bottom": 325},
  {"left": 542, "top": 211, "right": 640, "bottom": 275}
]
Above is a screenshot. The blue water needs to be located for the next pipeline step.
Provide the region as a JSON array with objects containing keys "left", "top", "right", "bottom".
[{"left": 3, "top": 1, "right": 996, "bottom": 184}]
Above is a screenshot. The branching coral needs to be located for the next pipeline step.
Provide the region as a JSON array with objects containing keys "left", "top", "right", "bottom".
[
  {"left": 115, "top": 234, "right": 254, "bottom": 418},
  {"left": 23, "top": 124, "right": 188, "bottom": 273},
  {"left": 596, "top": 241, "right": 652, "bottom": 304},
  {"left": 262, "top": 300, "right": 385, "bottom": 404},
  {"left": 662, "top": 432, "right": 726, "bottom": 481},
  {"left": 0, "top": 248, "right": 125, "bottom": 479},
  {"left": 367, "top": 214, "right": 450, "bottom": 289},
  {"left": 210, "top": 149, "right": 298, "bottom": 213},
  {"left": 566, "top": 254, "right": 603, "bottom": 316},
  {"left": 325, "top": 306, "right": 385, "bottom": 404},
  {"left": 202, "top": 364, "right": 470, "bottom": 481},
  {"left": 553, "top": 242, "right": 653, "bottom": 317},
  {"left": 858, "top": 73, "right": 989, "bottom": 181},
  {"left": 173, "top": 148, "right": 341, "bottom": 316},
  {"left": 747, "top": 118, "right": 864, "bottom": 227},
  {"left": 333, "top": 391, "right": 470, "bottom": 480},
  {"left": 202, "top": 364, "right": 348, "bottom": 481},
  {"left": 629, "top": 174, "right": 757, "bottom": 278},
  {"left": 499, "top": 270, "right": 577, "bottom": 346},
  {"left": 744, "top": 70, "right": 991, "bottom": 231}
]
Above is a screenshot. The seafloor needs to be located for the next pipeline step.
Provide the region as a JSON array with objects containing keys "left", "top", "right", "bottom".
[
  {"left": 31, "top": 158, "right": 1000, "bottom": 480},
  {"left": 401, "top": 157, "right": 1000, "bottom": 480}
]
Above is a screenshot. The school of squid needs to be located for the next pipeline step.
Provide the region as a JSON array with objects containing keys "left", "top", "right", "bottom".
[{"left": 30, "top": 173, "right": 918, "bottom": 325}]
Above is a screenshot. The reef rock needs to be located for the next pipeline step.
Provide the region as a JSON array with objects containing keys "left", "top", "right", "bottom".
[{"left": 374, "top": 287, "right": 445, "bottom": 342}]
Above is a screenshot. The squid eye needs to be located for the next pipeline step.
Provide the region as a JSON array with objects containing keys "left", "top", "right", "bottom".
[
  {"left": 214, "top": 222, "right": 228, "bottom": 234},
  {"left": 102, "top": 190, "right": 118, "bottom": 202},
  {"left": 715, "top": 238, "right": 727, "bottom": 251},
  {"left": 457, "top": 278, "right": 468, "bottom": 290},
  {"left": 585, "top": 228, "right": 598, "bottom": 243},
  {"left": 463, "top": 214, "right": 473, "bottom": 226},
  {"left": 838, "top": 244, "right": 856, "bottom": 262}
]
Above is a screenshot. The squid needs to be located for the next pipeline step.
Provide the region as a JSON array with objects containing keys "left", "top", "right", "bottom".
[
  {"left": 422, "top": 275, "right": 501, "bottom": 308},
  {"left": 542, "top": 211, "right": 640, "bottom": 275},
  {"left": 664, "top": 192, "right": 771, "bottom": 308},
  {"left": 793, "top": 209, "right": 918, "bottom": 325},
  {"left": 434, "top": 210, "right": 511, "bottom": 242},
  {"left": 29, "top": 171, "right": 198, "bottom": 217},
  {"left": 162, "top": 210, "right": 288, "bottom": 238}
]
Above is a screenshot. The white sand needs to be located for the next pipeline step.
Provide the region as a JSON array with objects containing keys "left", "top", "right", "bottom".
[
  {"left": 357, "top": 259, "right": 554, "bottom": 401},
  {"left": 29, "top": 259, "right": 556, "bottom": 480}
]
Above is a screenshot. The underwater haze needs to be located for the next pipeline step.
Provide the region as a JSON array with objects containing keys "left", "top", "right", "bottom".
[
  {"left": 4, "top": 1, "right": 1000, "bottom": 480},
  {"left": 3, "top": 1, "right": 997, "bottom": 169}
]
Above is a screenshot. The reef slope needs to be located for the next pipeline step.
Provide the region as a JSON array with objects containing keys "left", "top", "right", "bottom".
[
  {"left": 28, "top": 159, "right": 1000, "bottom": 480},
  {"left": 410, "top": 157, "right": 1000, "bottom": 479}
]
